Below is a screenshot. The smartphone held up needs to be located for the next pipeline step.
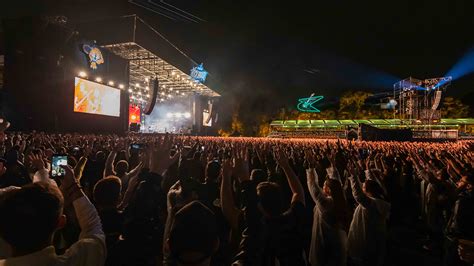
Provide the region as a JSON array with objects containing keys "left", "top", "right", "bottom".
[{"left": 51, "top": 154, "right": 68, "bottom": 178}]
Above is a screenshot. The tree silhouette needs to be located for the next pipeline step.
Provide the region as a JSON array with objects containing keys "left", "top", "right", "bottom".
[{"left": 441, "top": 97, "right": 470, "bottom": 118}]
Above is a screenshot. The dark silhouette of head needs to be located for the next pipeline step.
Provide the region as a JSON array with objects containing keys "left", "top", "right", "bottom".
[
  {"left": 363, "top": 179, "right": 385, "bottom": 200},
  {"left": 168, "top": 201, "right": 219, "bottom": 266},
  {"left": 0, "top": 182, "right": 65, "bottom": 256},
  {"left": 115, "top": 160, "right": 129, "bottom": 176},
  {"left": 250, "top": 169, "right": 267, "bottom": 185},
  {"left": 94, "top": 176, "right": 122, "bottom": 209},
  {"left": 96, "top": 151, "right": 106, "bottom": 162},
  {"left": 205, "top": 161, "right": 220, "bottom": 183},
  {"left": 323, "top": 178, "right": 349, "bottom": 232},
  {"left": 256, "top": 181, "right": 283, "bottom": 217}
]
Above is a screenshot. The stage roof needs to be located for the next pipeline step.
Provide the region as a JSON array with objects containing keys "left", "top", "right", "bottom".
[
  {"left": 75, "top": 15, "right": 220, "bottom": 103},
  {"left": 103, "top": 41, "right": 219, "bottom": 97}
]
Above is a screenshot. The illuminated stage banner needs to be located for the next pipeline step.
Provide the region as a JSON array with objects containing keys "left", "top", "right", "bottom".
[
  {"left": 74, "top": 77, "right": 121, "bottom": 117},
  {"left": 190, "top": 63, "right": 208, "bottom": 83},
  {"left": 297, "top": 94, "right": 324, "bottom": 112},
  {"left": 129, "top": 105, "right": 141, "bottom": 124},
  {"left": 82, "top": 44, "right": 104, "bottom": 70}
]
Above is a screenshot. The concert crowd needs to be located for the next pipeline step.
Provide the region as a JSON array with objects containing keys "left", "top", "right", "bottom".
[{"left": 0, "top": 120, "right": 473, "bottom": 266}]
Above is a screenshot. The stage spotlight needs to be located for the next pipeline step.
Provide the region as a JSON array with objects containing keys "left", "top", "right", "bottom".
[
  {"left": 128, "top": 89, "right": 133, "bottom": 93},
  {"left": 78, "top": 71, "right": 87, "bottom": 78},
  {"left": 166, "top": 113, "right": 173, "bottom": 118},
  {"left": 108, "top": 81, "right": 114, "bottom": 86},
  {"left": 119, "top": 84, "right": 125, "bottom": 89},
  {"left": 184, "top": 112, "right": 191, "bottom": 118},
  {"left": 95, "top": 77, "right": 102, "bottom": 82}
]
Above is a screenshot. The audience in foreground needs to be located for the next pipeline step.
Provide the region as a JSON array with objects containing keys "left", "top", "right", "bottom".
[{"left": 0, "top": 122, "right": 473, "bottom": 266}]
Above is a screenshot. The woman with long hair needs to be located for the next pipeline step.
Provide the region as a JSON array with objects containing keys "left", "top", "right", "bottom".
[{"left": 306, "top": 150, "right": 350, "bottom": 266}]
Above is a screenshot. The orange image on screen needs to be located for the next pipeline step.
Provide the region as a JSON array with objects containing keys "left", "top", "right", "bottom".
[{"left": 74, "top": 77, "right": 120, "bottom": 117}]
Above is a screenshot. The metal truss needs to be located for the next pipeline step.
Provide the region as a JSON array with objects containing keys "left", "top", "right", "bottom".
[
  {"left": 103, "top": 42, "right": 220, "bottom": 101},
  {"left": 393, "top": 76, "right": 452, "bottom": 123}
]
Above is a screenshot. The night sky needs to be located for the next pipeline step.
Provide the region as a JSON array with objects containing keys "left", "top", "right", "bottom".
[{"left": 3, "top": 0, "right": 474, "bottom": 118}]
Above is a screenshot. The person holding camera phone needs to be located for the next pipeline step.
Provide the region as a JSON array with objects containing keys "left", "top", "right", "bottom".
[{"left": 0, "top": 161, "right": 106, "bottom": 265}]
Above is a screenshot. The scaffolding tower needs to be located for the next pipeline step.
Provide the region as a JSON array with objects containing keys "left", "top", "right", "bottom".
[{"left": 393, "top": 76, "right": 452, "bottom": 124}]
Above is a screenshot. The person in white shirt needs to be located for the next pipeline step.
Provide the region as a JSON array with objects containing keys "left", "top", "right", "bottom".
[
  {"left": 347, "top": 161, "right": 390, "bottom": 266},
  {"left": 305, "top": 150, "right": 350, "bottom": 266},
  {"left": 0, "top": 165, "right": 105, "bottom": 266}
]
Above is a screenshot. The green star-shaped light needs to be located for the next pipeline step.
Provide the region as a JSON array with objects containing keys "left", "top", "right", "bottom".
[{"left": 297, "top": 95, "right": 324, "bottom": 112}]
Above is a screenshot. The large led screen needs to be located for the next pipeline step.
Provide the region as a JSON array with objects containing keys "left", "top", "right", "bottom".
[{"left": 74, "top": 77, "right": 120, "bottom": 117}]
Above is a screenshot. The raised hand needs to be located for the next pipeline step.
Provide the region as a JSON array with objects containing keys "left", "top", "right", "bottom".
[
  {"left": 149, "top": 136, "right": 179, "bottom": 175},
  {"left": 274, "top": 148, "right": 290, "bottom": 168},
  {"left": 28, "top": 153, "right": 47, "bottom": 171},
  {"left": 59, "top": 165, "right": 84, "bottom": 204},
  {"left": 304, "top": 149, "right": 316, "bottom": 168},
  {"left": 221, "top": 158, "right": 233, "bottom": 179},
  {"left": 232, "top": 145, "right": 250, "bottom": 182}
]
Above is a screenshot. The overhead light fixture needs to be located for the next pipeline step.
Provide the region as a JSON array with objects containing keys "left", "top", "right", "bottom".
[
  {"left": 138, "top": 91, "right": 142, "bottom": 95},
  {"left": 119, "top": 84, "right": 124, "bottom": 89},
  {"left": 181, "top": 92, "right": 185, "bottom": 96},
  {"left": 184, "top": 112, "right": 191, "bottom": 118},
  {"left": 95, "top": 77, "right": 102, "bottom": 82},
  {"left": 135, "top": 83, "right": 140, "bottom": 87},
  {"left": 108, "top": 81, "right": 114, "bottom": 86},
  {"left": 78, "top": 71, "right": 87, "bottom": 78},
  {"left": 145, "top": 86, "right": 149, "bottom": 90},
  {"left": 128, "top": 89, "right": 133, "bottom": 93},
  {"left": 145, "top": 77, "right": 149, "bottom": 82},
  {"left": 166, "top": 112, "right": 173, "bottom": 118}
]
